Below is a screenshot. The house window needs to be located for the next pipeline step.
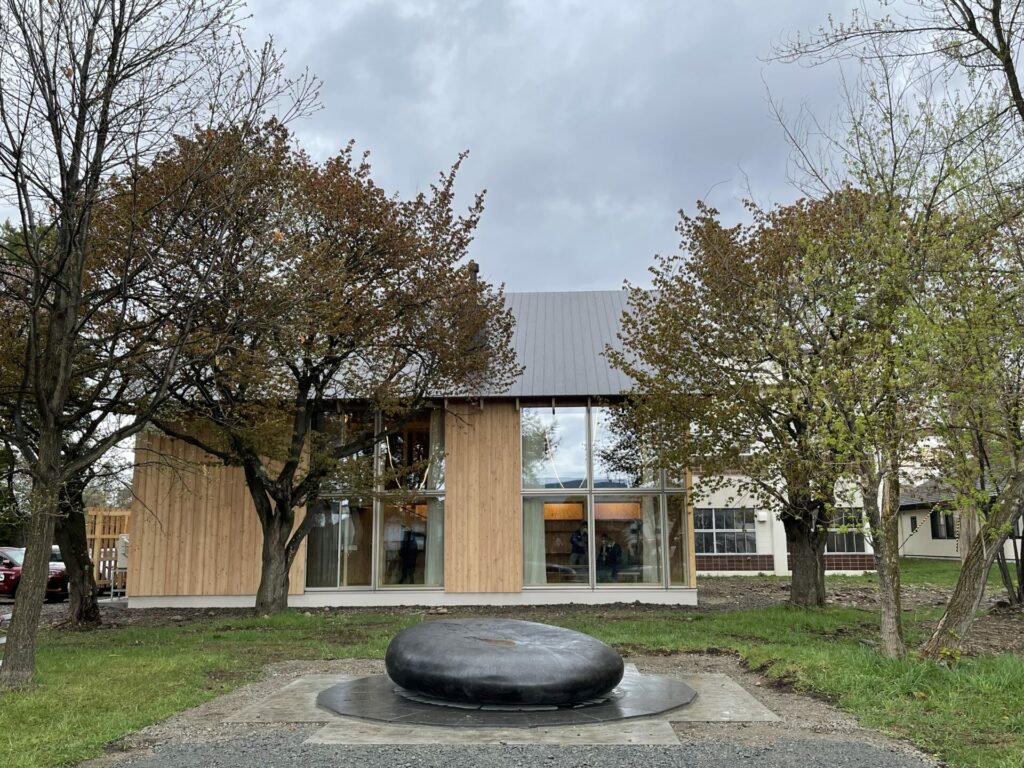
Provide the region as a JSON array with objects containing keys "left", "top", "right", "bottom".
[
  {"left": 666, "top": 494, "right": 690, "bottom": 585},
  {"left": 594, "top": 496, "right": 662, "bottom": 584},
  {"left": 305, "top": 498, "right": 373, "bottom": 588},
  {"left": 930, "top": 510, "right": 957, "bottom": 540},
  {"left": 382, "top": 409, "right": 445, "bottom": 491},
  {"left": 592, "top": 407, "right": 658, "bottom": 488},
  {"left": 306, "top": 405, "right": 446, "bottom": 590},
  {"left": 693, "top": 508, "right": 756, "bottom": 554},
  {"left": 827, "top": 509, "right": 867, "bottom": 554},
  {"left": 521, "top": 406, "right": 587, "bottom": 489},
  {"left": 520, "top": 404, "right": 688, "bottom": 588},
  {"left": 379, "top": 497, "right": 444, "bottom": 587},
  {"left": 523, "top": 495, "right": 589, "bottom": 585},
  {"left": 910, "top": 515, "right": 918, "bottom": 532}
]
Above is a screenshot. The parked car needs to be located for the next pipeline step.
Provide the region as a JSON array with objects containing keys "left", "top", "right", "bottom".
[{"left": 0, "top": 547, "right": 69, "bottom": 602}]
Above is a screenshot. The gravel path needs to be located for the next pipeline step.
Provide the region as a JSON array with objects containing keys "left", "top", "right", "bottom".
[
  {"left": 79, "top": 655, "right": 936, "bottom": 768},
  {"left": 110, "top": 734, "right": 934, "bottom": 768}
]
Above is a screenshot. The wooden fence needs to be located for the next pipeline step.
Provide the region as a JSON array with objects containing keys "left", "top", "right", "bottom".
[{"left": 85, "top": 507, "right": 130, "bottom": 590}]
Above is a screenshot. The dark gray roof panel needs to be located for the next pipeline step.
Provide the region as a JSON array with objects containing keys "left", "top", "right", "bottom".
[
  {"left": 488, "top": 290, "right": 634, "bottom": 399},
  {"left": 899, "top": 478, "right": 999, "bottom": 509}
]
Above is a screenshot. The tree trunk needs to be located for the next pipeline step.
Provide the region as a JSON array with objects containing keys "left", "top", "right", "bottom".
[
  {"left": 919, "top": 480, "right": 1024, "bottom": 660},
  {"left": 995, "top": 551, "right": 1019, "bottom": 606},
  {"left": 54, "top": 480, "right": 101, "bottom": 628},
  {"left": 959, "top": 511, "right": 979, "bottom": 564},
  {"left": 875, "top": 486, "right": 905, "bottom": 657},
  {"left": 0, "top": 434, "right": 62, "bottom": 687},
  {"left": 784, "top": 515, "right": 827, "bottom": 607},
  {"left": 864, "top": 471, "right": 906, "bottom": 658},
  {"left": 254, "top": 512, "right": 292, "bottom": 614}
]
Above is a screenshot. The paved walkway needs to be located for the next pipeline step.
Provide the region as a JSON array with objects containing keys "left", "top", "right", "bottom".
[
  {"left": 114, "top": 736, "right": 936, "bottom": 768},
  {"left": 81, "top": 656, "right": 937, "bottom": 768}
]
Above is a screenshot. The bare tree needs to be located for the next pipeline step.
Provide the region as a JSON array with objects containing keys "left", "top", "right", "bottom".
[
  {"left": 0, "top": 0, "right": 315, "bottom": 686},
  {"left": 779, "top": 1, "right": 1024, "bottom": 129}
]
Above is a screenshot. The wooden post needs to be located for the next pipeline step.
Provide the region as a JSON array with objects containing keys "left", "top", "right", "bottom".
[{"left": 686, "top": 467, "right": 697, "bottom": 588}]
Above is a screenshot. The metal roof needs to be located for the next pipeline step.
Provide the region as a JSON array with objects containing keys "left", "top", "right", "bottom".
[
  {"left": 486, "top": 290, "right": 634, "bottom": 399},
  {"left": 900, "top": 478, "right": 998, "bottom": 509}
]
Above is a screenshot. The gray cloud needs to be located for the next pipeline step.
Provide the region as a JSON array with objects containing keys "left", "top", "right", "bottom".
[{"left": 245, "top": 0, "right": 858, "bottom": 290}]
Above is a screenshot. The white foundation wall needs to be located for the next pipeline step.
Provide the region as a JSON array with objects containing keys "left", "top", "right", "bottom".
[{"left": 128, "top": 588, "right": 698, "bottom": 609}]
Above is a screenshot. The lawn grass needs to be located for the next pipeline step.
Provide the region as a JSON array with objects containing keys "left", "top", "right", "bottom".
[
  {"left": 827, "top": 556, "right": 1005, "bottom": 591},
  {"left": 1, "top": 603, "right": 1021, "bottom": 768},
  {"left": 0, "top": 611, "right": 416, "bottom": 768}
]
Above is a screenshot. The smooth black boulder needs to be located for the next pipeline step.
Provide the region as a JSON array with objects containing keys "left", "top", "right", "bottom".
[{"left": 384, "top": 618, "right": 625, "bottom": 706}]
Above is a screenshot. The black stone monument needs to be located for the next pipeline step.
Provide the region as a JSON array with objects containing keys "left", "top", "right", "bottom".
[{"left": 316, "top": 617, "right": 698, "bottom": 727}]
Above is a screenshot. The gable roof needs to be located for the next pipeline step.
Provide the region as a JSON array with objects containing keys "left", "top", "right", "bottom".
[
  {"left": 491, "top": 290, "right": 633, "bottom": 398},
  {"left": 900, "top": 478, "right": 998, "bottom": 509}
]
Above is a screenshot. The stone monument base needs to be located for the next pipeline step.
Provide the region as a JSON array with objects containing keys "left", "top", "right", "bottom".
[{"left": 317, "top": 668, "right": 697, "bottom": 728}]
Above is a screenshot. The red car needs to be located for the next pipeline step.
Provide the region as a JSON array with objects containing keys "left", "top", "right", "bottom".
[{"left": 0, "top": 547, "right": 69, "bottom": 602}]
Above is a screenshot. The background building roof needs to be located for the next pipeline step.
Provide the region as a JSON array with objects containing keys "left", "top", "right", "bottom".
[{"left": 492, "top": 290, "right": 633, "bottom": 398}]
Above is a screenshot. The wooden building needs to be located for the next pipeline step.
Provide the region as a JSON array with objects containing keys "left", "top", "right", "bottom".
[{"left": 127, "top": 291, "right": 698, "bottom": 608}]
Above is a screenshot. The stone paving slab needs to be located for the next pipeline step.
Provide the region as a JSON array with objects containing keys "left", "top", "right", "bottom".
[
  {"left": 224, "top": 675, "right": 354, "bottom": 722},
  {"left": 222, "top": 668, "right": 778, "bottom": 738},
  {"left": 306, "top": 716, "right": 681, "bottom": 745},
  {"left": 669, "top": 673, "right": 779, "bottom": 723}
]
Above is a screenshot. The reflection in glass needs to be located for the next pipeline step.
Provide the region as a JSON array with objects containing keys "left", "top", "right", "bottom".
[
  {"left": 305, "top": 498, "right": 373, "bottom": 587},
  {"left": 320, "top": 409, "right": 377, "bottom": 493},
  {"left": 521, "top": 407, "right": 587, "bottom": 489},
  {"left": 380, "top": 498, "right": 444, "bottom": 586},
  {"left": 383, "top": 408, "right": 445, "bottom": 491},
  {"left": 667, "top": 495, "right": 690, "bottom": 585},
  {"left": 522, "top": 495, "right": 589, "bottom": 585},
  {"left": 594, "top": 496, "right": 662, "bottom": 584},
  {"left": 592, "top": 406, "right": 657, "bottom": 488}
]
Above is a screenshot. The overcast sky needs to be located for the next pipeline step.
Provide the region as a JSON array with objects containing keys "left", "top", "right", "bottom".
[
  {"left": 243, "top": 1, "right": 862, "bottom": 292},
  {"left": 0, "top": 2, "right": 862, "bottom": 293}
]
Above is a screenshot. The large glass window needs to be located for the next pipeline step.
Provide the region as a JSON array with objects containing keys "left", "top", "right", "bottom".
[
  {"left": 380, "top": 497, "right": 444, "bottom": 587},
  {"left": 522, "top": 495, "right": 589, "bottom": 585},
  {"left": 592, "top": 407, "right": 657, "bottom": 488},
  {"left": 594, "top": 496, "right": 662, "bottom": 584},
  {"left": 383, "top": 409, "right": 445, "bottom": 491},
  {"left": 521, "top": 407, "right": 588, "bottom": 489},
  {"left": 694, "top": 508, "right": 756, "bottom": 554},
  {"left": 306, "top": 405, "right": 445, "bottom": 590},
  {"left": 305, "top": 498, "right": 373, "bottom": 587},
  {"left": 521, "top": 403, "right": 691, "bottom": 589},
  {"left": 666, "top": 494, "right": 690, "bottom": 585}
]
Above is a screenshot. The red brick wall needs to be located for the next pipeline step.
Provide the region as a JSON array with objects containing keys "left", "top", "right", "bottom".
[
  {"left": 823, "top": 553, "right": 875, "bottom": 570},
  {"left": 784, "top": 553, "right": 875, "bottom": 571},
  {"left": 696, "top": 554, "right": 775, "bottom": 572}
]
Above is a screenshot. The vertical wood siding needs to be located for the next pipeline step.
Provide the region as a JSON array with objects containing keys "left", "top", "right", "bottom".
[
  {"left": 444, "top": 401, "right": 522, "bottom": 593},
  {"left": 127, "top": 432, "right": 305, "bottom": 597},
  {"left": 686, "top": 467, "right": 697, "bottom": 587}
]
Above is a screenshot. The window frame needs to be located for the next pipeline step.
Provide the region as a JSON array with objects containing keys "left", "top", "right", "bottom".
[
  {"left": 307, "top": 405, "right": 447, "bottom": 592},
  {"left": 692, "top": 507, "right": 757, "bottom": 555},
  {"left": 519, "top": 401, "right": 691, "bottom": 590},
  {"left": 930, "top": 509, "right": 957, "bottom": 540},
  {"left": 826, "top": 508, "right": 868, "bottom": 554}
]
